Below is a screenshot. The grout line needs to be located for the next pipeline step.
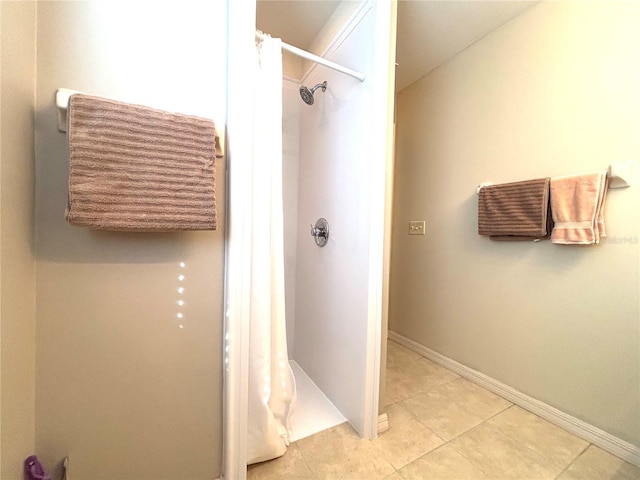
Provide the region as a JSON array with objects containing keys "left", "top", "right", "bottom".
[
  {"left": 447, "top": 442, "right": 496, "bottom": 480},
  {"left": 484, "top": 407, "right": 591, "bottom": 479},
  {"left": 292, "top": 439, "right": 323, "bottom": 479},
  {"left": 482, "top": 403, "right": 515, "bottom": 423},
  {"left": 296, "top": 443, "right": 318, "bottom": 479},
  {"left": 553, "top": 443, "right": 591, "bottom": 480}
]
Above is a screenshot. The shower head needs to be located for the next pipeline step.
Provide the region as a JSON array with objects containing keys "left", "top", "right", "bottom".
[{"left": 299, "top": 81, "right": 327, "bottom": 106}]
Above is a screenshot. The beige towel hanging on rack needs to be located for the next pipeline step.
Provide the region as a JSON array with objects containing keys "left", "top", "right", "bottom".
[{"left": 550, "top": 172, "right": 609, "bottom": 245}]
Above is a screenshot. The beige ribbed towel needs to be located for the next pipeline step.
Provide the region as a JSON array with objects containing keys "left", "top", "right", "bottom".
[
  {"left": 478, "top": 178, "right": 552, "bottom": 240},
  {"left": 550, "top": 172, "right": 608, "bottom": 245},
  {"left": 66, "top": 94, "right": 219, "bottom": 231}
]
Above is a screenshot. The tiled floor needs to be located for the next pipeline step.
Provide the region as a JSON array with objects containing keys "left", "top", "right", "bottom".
[{"left": 247, "top": 340, "right": 640, "bottom": 480}]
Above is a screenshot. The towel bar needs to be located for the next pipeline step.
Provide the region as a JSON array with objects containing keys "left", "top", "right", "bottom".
[
  {"left": 608, "top": 161, "right": 632, "bottom": 188},
  {"left": 476, "top": 182, "right": 493, "bottom": 195},
  {"left": 56, "top": 88, "right": 81, "bottom": 133},
  {"left": 476, "top": 163, "right": 632, "bottom": 194}
]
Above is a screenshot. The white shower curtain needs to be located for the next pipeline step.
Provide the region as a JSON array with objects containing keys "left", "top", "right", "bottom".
[{"left": 247, "top": 33, "right": 296, "bottom": 465}]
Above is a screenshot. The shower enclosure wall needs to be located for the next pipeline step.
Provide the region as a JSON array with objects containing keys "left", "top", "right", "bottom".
[
  {"left": 277, "top": 0, "right": 391, "bottom": 440},
  {"left": 283, "top": 78, "right": 348, "bottom": 441},
  {"left": 227, "top": 0, "right": 395, "bottom": 476}
]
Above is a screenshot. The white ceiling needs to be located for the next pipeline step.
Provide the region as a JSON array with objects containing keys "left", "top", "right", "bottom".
[{"left": 257, "top": 0, "right": 538, "bottom": 91}]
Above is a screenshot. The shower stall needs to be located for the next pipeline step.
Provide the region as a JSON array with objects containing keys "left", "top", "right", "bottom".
[{"left": 225, "top": 0, "right": 396, "bottom": 476}]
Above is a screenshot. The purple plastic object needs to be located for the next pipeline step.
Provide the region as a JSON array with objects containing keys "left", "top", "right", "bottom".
[{"left": 24, "top": 455, "right": 52, "bottom": 480}]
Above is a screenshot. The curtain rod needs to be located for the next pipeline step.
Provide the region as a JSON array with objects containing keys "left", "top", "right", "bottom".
[{"left": 256, "top": 31, "right": 366, "bottom": 82}]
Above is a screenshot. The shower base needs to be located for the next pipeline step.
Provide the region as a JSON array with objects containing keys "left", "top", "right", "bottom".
[{"left": 289, "top": 360, "right": 346, "bottom": 442}]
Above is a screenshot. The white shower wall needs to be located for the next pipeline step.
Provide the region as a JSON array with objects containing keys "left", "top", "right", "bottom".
[
  {"left": 283, "top": 78, "right": 349, "bottom": 441},
  {"left": 293, "top": 4, "right": 380, "bottom": 435},
  {"left": 278, "top": 0, "right": 394, "bottom": 439}
]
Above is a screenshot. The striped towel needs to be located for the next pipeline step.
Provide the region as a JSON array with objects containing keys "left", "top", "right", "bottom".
[
  {"left": 66, "top": 94, "right": 219, "bottom": 231},
  {"left": 478, "top": 178, "right": 552, "bottom": 240}
]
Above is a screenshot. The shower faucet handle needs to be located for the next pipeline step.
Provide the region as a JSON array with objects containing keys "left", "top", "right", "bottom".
[
  {"left": 310, "top": 218, "right": 329, "bottom": 247},
  {"left": 309, "top": 224, "right": 326, "bottom": 238}
]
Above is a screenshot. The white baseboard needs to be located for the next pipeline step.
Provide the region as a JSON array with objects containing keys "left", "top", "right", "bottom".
[
  {"left": 388, "top": 331, "right": 640, "bottom": 467},
  {"left": 378, "top": 412, "right": 390, "bottom": 434}
]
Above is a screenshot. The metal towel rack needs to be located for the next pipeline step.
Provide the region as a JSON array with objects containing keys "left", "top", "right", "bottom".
[{"left": 476, "top": 162, "right": 632, "bottom": 194}]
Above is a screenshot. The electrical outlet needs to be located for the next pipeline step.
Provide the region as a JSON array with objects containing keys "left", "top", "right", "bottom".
[{"left": 409, "top": 220, "right": 426, "bottom": 235}]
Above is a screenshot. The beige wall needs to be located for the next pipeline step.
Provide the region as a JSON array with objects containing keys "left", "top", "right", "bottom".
[
  {"left": 0, "top": 1, "right": 37, "bottom": 477},
  {"left": 34, "top": 2, "right": 226, "bottom": 479},
  {"left": 390, "top": 0, "right": 639, "bottom": 447}
]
